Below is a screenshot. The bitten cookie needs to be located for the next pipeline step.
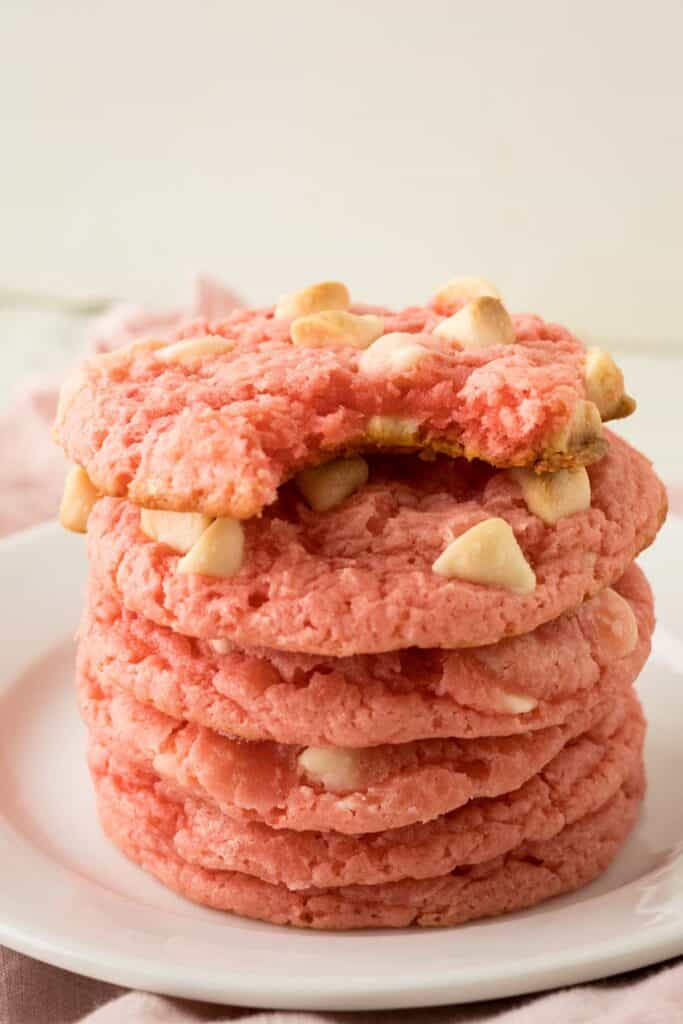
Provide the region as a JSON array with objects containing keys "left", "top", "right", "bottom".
[
  {"left": 54, "top": 278, "right": 633, "bottom": 519},
  {"left": 95, "top": 765, "right": 644, "bottom": 929}
]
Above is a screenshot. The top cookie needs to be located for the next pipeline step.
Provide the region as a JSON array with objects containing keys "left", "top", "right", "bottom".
[{"left": 54, "top": 277, "right": 634, "bottom": 518}]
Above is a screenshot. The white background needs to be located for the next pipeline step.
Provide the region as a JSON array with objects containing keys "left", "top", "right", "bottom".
[{"left": 3, "top": 0, "right": 683, "bottom": 347}]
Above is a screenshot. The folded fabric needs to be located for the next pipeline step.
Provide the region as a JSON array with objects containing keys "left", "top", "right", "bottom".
[
  {"left": 0, "top": 275, "right": 240, "bottom": 540},
  {"left": 79, "top": 959, "right": 683, "bottom": 1023}
]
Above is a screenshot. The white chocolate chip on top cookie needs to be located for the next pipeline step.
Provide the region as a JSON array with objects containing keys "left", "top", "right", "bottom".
[
  {"left": 432, "top": 518, "right": 536, "bottom": 594},
  {"left": 94, "top": 338, "right": 168, "bottom": 374},
  {"left": 359, "top": 332, "right": 430, "bottom": 375},
  {"left": 366, "top": 415, "right": 420, "bottom": 446},
  {"left": 59, "top": 466, "right": 99, "bottom": 533},
  {"left": 510, "top": 467, "right": 591, "bottom": 526},
  {"left": 157, "top": 336, "right": 236, "bottom": 366},
  {"left": 274, "top": 281, "right": 350, "bottom": 319},
  {"left": 140, "top": 509, "right": 213, "bottom": 554},
  {"left": 554, "top": 400, "right": 603, "bottom": 452},
  {"left": 177, "top": 517, "right": 244, "bottom": 577},
  {"left": 291, "top": 310, "right": 384, "bottom": 349},
  {"left": 298, "top": 746, "right": 364, "bottom": 792},
  {"left": 296, "top": 456, "right": 369, "bottom": 512},
  {"left": 433, "top": 297, "right": 515, "bottom": 349},
  {"left": 585, "top": 349, "right": 627, "bottom": 418},
  {"left": 432, "top": 276, "right": 501, "bottom": 313}
]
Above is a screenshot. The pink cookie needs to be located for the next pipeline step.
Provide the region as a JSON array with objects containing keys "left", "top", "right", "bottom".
[
  {"left": 81, "top": 563, "right": 652, "bottom": 745},
  {"left": 54, "top": 300, "right": 627, "bottom": 519},
  {"left": 90, "top": 693, "right": 644, "bottom": 890},
  {"left": 77, "top": 658, "right": 636, "bottom": 834},
  {"left": 87, "top": 433, "right": 666, "bottom": 654},
  {"left": 95, "top": 767, "right": 644, "bottom": 929}
]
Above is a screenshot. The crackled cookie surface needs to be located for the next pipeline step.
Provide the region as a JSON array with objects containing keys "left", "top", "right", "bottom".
[
  {"left": 95, "top": 764, "right": 643, "bottom": 929},
  {"left": 54, "top": 279, "right": 634, "bottom": 518},
  {"left": 87, "top": 433, "right": 666, "bottom": 654},
  {"left": 81, "top": 564, "right": 652, "bottom": 745},
  {"left": 78, "top": 654, "right": 637, "bottom": 834},
  {"left": 90, "top": 693, "right": 643, "bottom": 890}
]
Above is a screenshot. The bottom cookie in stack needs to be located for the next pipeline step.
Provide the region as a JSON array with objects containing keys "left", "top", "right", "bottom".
[
  {"left": 76, "top": 558, "right": 654, "bottom": 928},
  {"left": 88, "top": 696, "right": 644, "bottom": 929},
  {"left": 78, "top": 573, "right": 650, "bottom": 929}
]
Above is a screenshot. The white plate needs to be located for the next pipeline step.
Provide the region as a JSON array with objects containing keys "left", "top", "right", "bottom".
[{"left": 0, "top": 520, "right": 682, "bottom": 1011}]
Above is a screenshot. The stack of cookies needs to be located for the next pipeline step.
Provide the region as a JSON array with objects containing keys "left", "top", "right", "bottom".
[{"left": 54, "top": 277, "right": 667, "bottom": 929}]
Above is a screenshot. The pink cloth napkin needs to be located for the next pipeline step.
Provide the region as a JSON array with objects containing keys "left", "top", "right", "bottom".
[
  {"left": 0, "top": 274, "right": 241, "bottom": 539},
  {"left": 78, "top": 963, "right": 683, "bottom": 1022},
  {"left": 1, "top": 281, "right": 681, "bottom": 1022}
]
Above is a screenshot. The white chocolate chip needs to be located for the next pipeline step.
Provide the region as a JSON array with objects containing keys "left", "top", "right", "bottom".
[
  {"left": 274, "top": 281, "right": 350, "bottom": 319},
  {"left": 208, "top": 638, "right": 231, "bottom": 655},
  {"left": 585, "top": 349, "right": 626, "bottom": 418},
  {"left": 510, "top": 467, "right": 591, "bottom": 526},
  {"left": 96, "top": 337, "right": 167, "bottom": 369},
  {"left": 295, "top": 457, "right": 369, "bottom": 512},
  {"left": 358, "top": 332, "right": 430, "bottom": 375},
  {"left": 366, "top": 415, "right": 420, "bottom": 447},
  {"left": 433, "top": 297, "right": 515, "bottom": 349},
  {"left": 597, "top": 589, "right": 639, "bottom": 658},
  {"left": 59, "top": 466, "right": 98, "bottom": 533},
  {"left": 152, "top": 749, "right": 180, "bottom": 782},
  {"left": 156, "top": 336, "right": 236, "bottom": 366},
  {"left": 554, "top": 400, "right": 603, "bottom": 452},
  {"left": 140, "top": 508, "right": 213, "bottom": 554},
  {"left": 433, "top": 275, "right": 501, "bottom": 312},
  {"left": 297, "top": 746, "right": 363, "bottom": 792},
  {"left": 290, "top": 310, "right": 384, "bottom": 349},
  {"left": 432, "top": 518, "right": 536, "bottom": 594},
  {"left": 492, "top": 689, "right": 539, "bottom": 714},
  {"left": 177, "top": 517, "right": 245, "bottom": 578}
]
